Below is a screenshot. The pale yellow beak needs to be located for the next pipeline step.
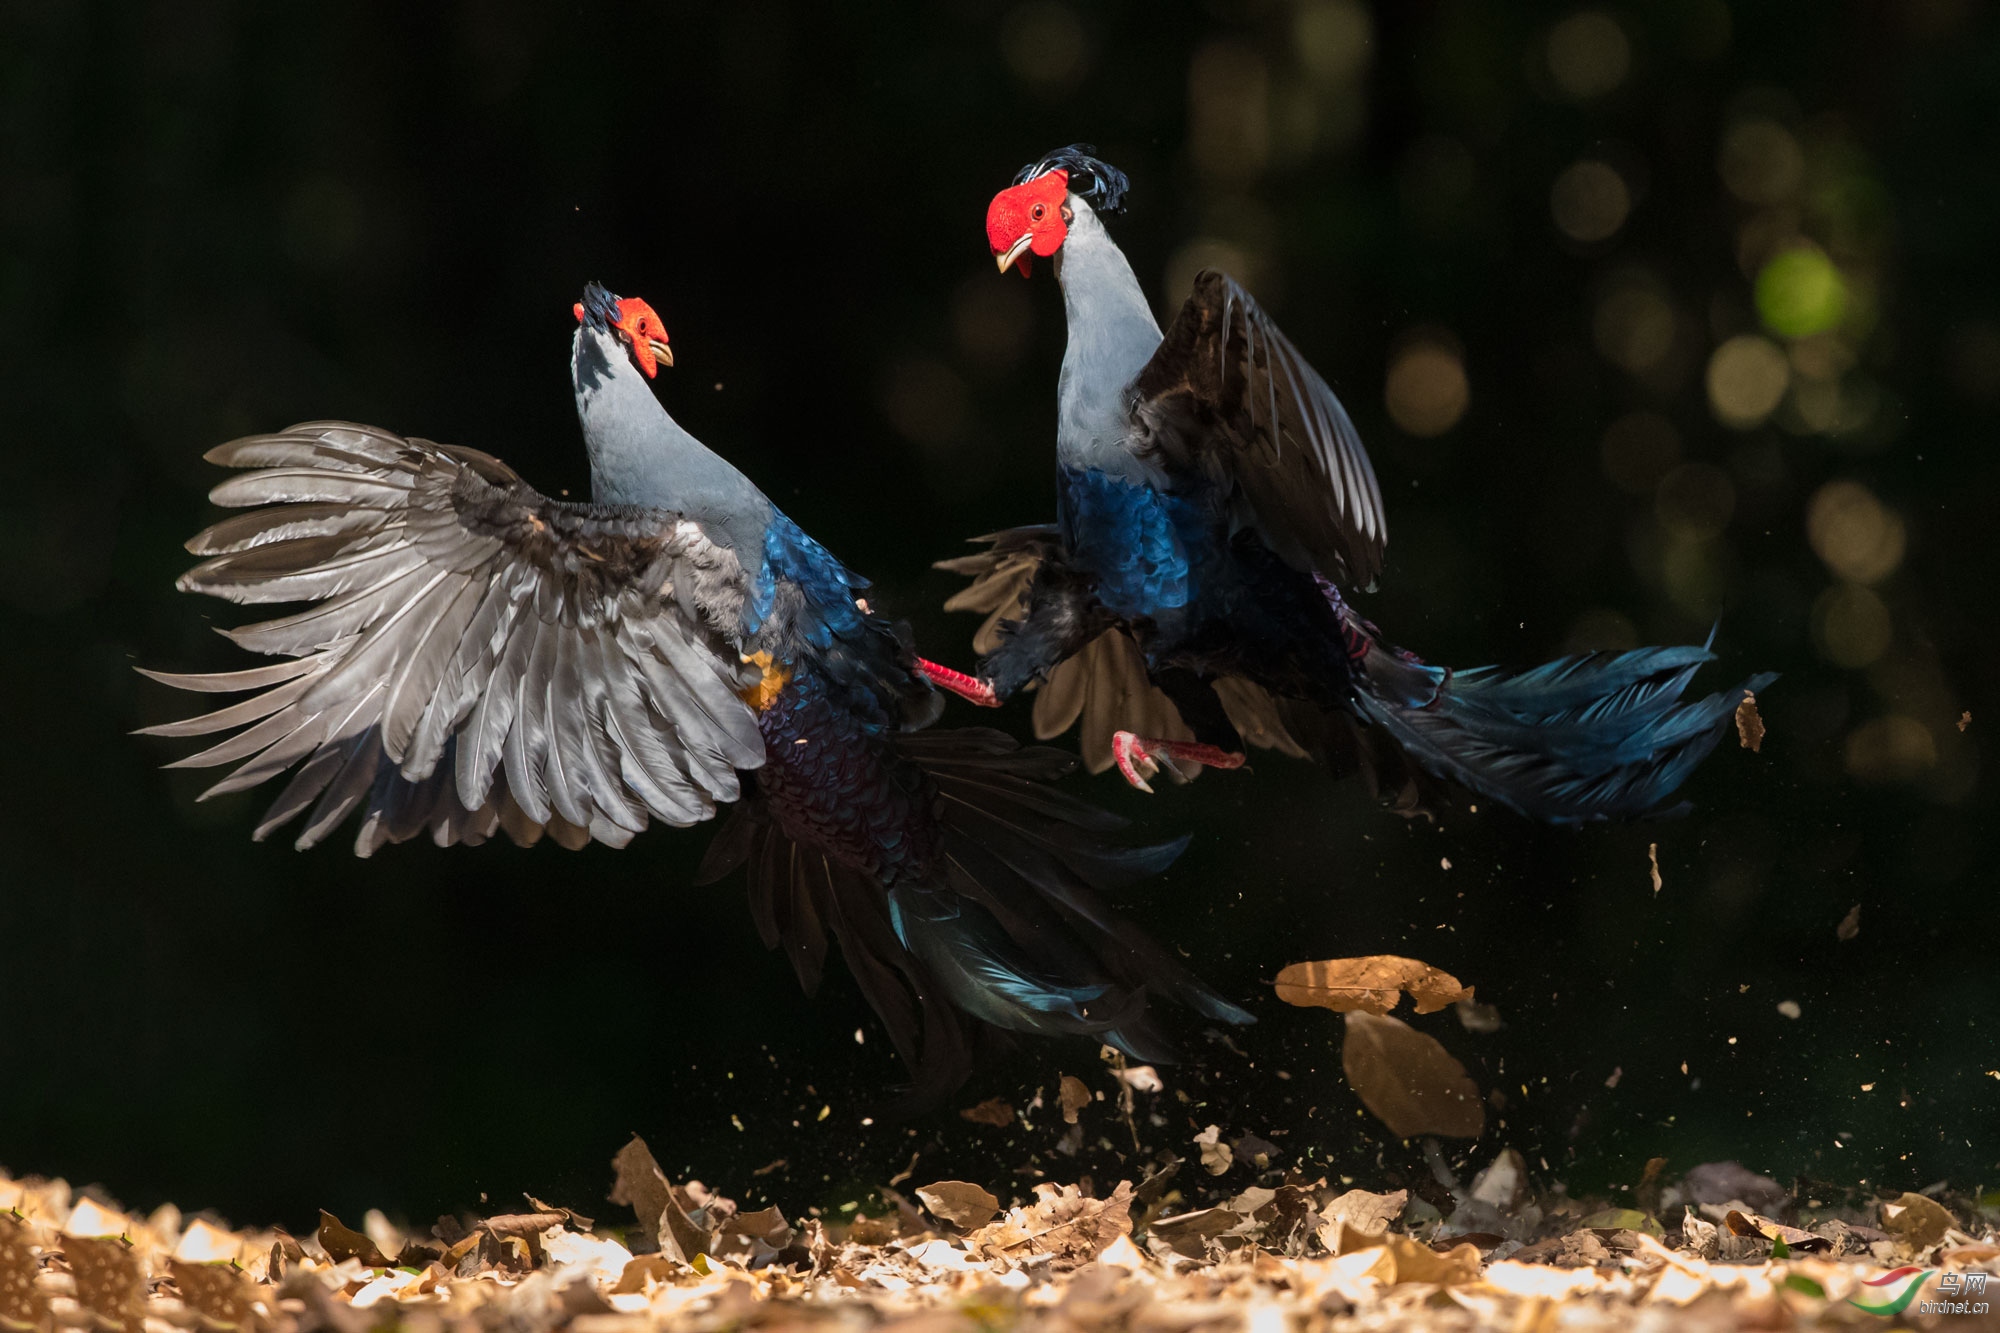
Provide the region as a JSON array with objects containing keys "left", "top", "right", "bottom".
[
  {"left": 996, "top": 233, "right": 1034, "bottom": 274},
  {"left": 648, "top": 339, "right": 673, "bottom": 367}
]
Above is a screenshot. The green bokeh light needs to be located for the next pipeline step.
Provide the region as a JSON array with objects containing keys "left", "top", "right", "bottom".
[{"left": 1756, "top": 247, "right": 1849, "bottom": 338}]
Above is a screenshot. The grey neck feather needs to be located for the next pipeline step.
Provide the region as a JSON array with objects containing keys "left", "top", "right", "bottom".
[
  {"left": 570, "top": 324, "right": 772, "bottom": 552},
  {"left": 1053, "top": 197, "right": 1165, "bottom": 479}
]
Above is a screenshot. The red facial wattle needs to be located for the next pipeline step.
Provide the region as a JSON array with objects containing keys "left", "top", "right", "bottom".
[
  {"left": 986, "top": 169, "right": 1070, "bottom": 277},
  {"left": 615, "top": 297, "right": 672, "bottom": 379}
]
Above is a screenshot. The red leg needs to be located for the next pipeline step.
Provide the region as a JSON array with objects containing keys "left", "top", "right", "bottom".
[
  {"left": 1111, "top": 731, "right": 1246, "bottom": 794},
  {"left": 914, "top": 657, "right": 1000, "bottom": 708}
]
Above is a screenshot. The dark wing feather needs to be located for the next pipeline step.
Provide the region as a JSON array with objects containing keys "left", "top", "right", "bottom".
[
  {"left": 142, "top": 421, "right": 767, "bottom": 853},
  {"left": 1131, "top": 269, "right": 1388, "bottom": 588}
]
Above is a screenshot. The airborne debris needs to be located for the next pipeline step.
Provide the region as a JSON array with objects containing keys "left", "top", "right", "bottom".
[
  {"left": 1960, "top": 710, "right": 1972, "bottom": 731},
  {"left": 1837, "top": 902, "right": 1862, "bottom": 941},
  {"left": 1735, "top": 691, "right": 1766, "bottom": 751},
  {"left": 1648, "top": 842, "right": 1663, "bottom": 894},
  {"left": 1777, "top": 999, "right": 1802, "bottom": 1019}
]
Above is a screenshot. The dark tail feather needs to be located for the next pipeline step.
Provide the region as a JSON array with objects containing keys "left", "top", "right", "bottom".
[
  {"left": 696, "top": 726, "right": 1252, "bottom": 1109},
  {"left": 1343, "top": 622, "right": 1775, "bottom": 824}
]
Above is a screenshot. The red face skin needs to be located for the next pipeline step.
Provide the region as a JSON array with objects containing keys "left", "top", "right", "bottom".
[
  {"left": 571, "top": 296, "right": 673, "bottom": 377},
  {"left": 985, "top": 169, "right": 1070, "bottom": 278}
]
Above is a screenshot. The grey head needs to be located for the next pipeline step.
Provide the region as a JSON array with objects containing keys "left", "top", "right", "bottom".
[
  {"left": 571, "top": 282, "right": 772, "bottom": 553},
  {"left": 991, "top": 148, "right": 1163, "bottom": 477}
]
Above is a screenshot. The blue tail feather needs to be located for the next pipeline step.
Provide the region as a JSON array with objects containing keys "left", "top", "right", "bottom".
[{"left": 1347, "top": 626, "right": 1775, "bottom": 823}]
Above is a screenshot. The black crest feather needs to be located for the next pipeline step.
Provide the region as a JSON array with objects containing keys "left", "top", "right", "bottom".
[
  {"left": 1014, "top": 144, "right": 1130, "bottom": 215},
  {"left": 579, "top": 281, "right": 623, "bottom": 331}
]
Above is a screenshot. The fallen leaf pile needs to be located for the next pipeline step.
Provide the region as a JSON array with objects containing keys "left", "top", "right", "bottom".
[{"left": 4, "top": 1143, "right": 1996, "bottom": 1333}]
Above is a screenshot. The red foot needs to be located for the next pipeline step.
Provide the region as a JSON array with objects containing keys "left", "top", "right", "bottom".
[
  {"left": 914, "top": 657, "right": 1000, "bottom": 708},
  {"left": 1110, "top": 731, "right": 1247, "bottom": 794}
]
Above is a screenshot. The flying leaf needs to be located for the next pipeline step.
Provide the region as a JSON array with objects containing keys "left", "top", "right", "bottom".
[
  {"left": 1837, "top": 903, "right": 1861, "bottom": 941},
  {"left": 1735, "top": 692, "right": 1765, "bottom": 751},
  {"left": 1058, "top": 1075, "right": 1091, "bottom": 1125},
  {"left": 1273, "top": 956, "right": 1473, "bottom": 1015},
  {"left": 959, "top": 1097, "right": 1014, "bottom": 1128},
  {"left": 1341, "top": 1011, "right": 1485, "bottom": 1139},
  {"left": 1192, "top": 1125, "right": 1232, "bottom": 1176},
  {"left": 914, "top": 1181, "right": 999, "bottom": 1231}
]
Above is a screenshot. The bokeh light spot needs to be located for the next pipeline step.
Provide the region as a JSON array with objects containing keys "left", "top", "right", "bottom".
[
  {"left": 1000, "top": 2, "right": 1089, "bottom": 91},
  {"left": 1844, "top": 716, "right": 1936, "bottom": 783},
  {"left": 1812, "top": 583, "right": 1892, "bottom": 668},
  {"left": 1807, "top": 480, "right": 1905, "bottom": 584},
  {"left": 879, "top": 357, "right": 969, "bottom": 452},
  {"left": 1594, "top": 277, "right": 1678, "bottom": 373},
  {"left": 1706, "top": 334, "right": 1789, "bottom": 428},
  {"left": 1385, "top": 339, "right": 1469, "bottom": 438},
  {"left": 1189, "top": 42, "right": 1270, "bottom": 181},
  {"left": 1292, "top": 0, "right": 1372, "bottom": 85},
  {"left": 1562, "top": 608, "right": 1640, "bottom": 653},
  {"left": 1756, "top": 247, "right": 1848, "bottom": 338},
  {"left": 1600, "top": 411, "right": 1681, "bottom": 493},
  {"left": 952, "top": 275, "right": 1033, "bottom": 374},
  {"left": 1546, "top": 11, "right": 1630, "bottom": 100},
  {"left": 1655, "top": 462, "right": 1736, "bottom": 537},
  {"left": 1718, "top": 119, "right": 1804, "bottom": 205},
  {"left": 1550, "top": 159, "right": 1630, "bottom": 242}
]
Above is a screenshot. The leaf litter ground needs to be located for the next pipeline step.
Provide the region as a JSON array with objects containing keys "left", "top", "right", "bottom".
[{"left": 6, "top": 1123, "right": 1998, "bottom": 1333}]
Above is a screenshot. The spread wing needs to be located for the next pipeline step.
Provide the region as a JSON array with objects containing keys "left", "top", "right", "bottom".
[
  {"left": 140, "top": 421, "right": 767, "bottom": 854},
  {"left": 1130, "top": 269, "right": 1388, "bottom": 589}
]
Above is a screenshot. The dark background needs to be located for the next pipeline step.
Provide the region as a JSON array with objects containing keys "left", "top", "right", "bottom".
[{"left": 2, "top": 0, "right": 1993, "bottom": 1232}]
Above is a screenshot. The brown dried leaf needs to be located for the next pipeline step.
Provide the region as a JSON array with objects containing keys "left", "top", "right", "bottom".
[
  {"left": 317, "top": 1209, "right": 397, "bottom": 1266},
  {"left": 964, "top": 1181, "right": 1134, "bottom": 1265},
  {"left": 1274, "top": 956, "right": 1473, "bottom": 1015},
  {"left": 1364, "top": 1234, "right": 1482, "bottom": 1285},
  {"left": 1837, "top": 903, "right": 1861, "bottom": 941},
  {"left": 1735, "top": 692, "right": 1765, "bottom": 751},
  {"left": 0, "top": 1214, "right": 47, "bottom": 1328},
  {"left": 1192, "top": 1125, "right": 1232, "bottom": 1176},
  {"left": 1648, "top": 843, "right": 1663, "bottom": 894},
  {"left": 914, "top": 1181, "right": 1000, "bottom": 1231},
  {"left": 1317, "top": 1188, "right": 1407, "bottom": 1254},
  {"left": 1880, "top": 1192, "right": 1955, "bottom": 1252},
  {"left": 480, "top": 1212, "right": 567, "bottom": 1242},
  {"left": 1723, "top": 1209, "right": 1830, "bottom": 1252},
  {"left": 1058, "top": 1075, "right": 1092, "bottom": 1125},
  {"left": 65, "top": 1233, "right": 146, "bottom": 1326},
  {"left": 959, "top": 1097, "right": 1014, "bottom": 1128},
  {"left": 608, "top": 1135, "right": 712, "bottom": 1264},
  {"left": 1341, "top": 1011, "right": 1485, "bottom": 1139}
]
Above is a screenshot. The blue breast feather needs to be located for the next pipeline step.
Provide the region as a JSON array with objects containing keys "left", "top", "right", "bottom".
[
  {"left": 1058, "top": 467, "right": 1209, "bottom": 620},
  {"left": 747, "top": 512, "right": 870, "bottom": 644}
]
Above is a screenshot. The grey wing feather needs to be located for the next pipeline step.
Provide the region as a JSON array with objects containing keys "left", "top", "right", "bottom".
[
  {"left": 143, "top": 421, "right": 766, "bottom": 854},
  {"left": 1131, "top": 269, "right": 1388, "bottom": 589}
]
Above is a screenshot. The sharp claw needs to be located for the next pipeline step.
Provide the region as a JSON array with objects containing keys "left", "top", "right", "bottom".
[{"left": 1112, "top": 731, "right": 1157, "bottom": 794}]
